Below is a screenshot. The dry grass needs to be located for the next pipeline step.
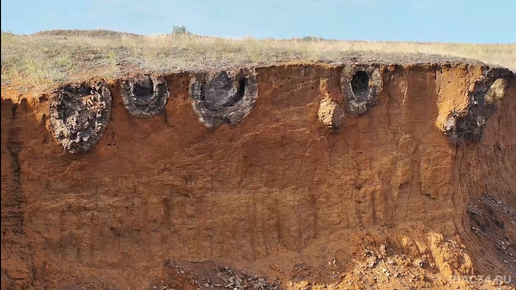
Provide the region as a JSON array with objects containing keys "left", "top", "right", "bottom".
[{"left": 1, "top": 30, "right": 515, "bottom": 89}]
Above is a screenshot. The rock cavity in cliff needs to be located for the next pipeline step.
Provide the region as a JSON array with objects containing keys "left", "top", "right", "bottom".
[
  {"left": 189, "top": 69, "right": 258, "bottom": 128},
  {"left": 121, "top": 75, "right": 169, "bottom": 118},
  {"left": 341, "top": 65, "right": 382, "bottom": 115}
]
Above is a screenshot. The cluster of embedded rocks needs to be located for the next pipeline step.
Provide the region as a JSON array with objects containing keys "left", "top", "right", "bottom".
[
  {"left": 47, "top": 65, "right": 509, "bottom": 153},
  {"left": 48, "top": 70, "right": 261, "bottom": 153}
]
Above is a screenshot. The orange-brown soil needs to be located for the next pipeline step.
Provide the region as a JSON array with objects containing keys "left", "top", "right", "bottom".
[{"left": 1, "top": 62, "right": 515, "bottom": 290}]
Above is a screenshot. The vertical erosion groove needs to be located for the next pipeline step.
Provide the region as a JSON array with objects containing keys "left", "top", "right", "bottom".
[
  {"left": 48, "top": 81, "right": 112, "bottom": 153},
  {"left": 3, "top": 101, "right": 25, "bottom": 235}
]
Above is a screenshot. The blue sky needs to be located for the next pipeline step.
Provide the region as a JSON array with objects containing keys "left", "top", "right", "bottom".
[{"left": 2, "top": 0, "right": 515, "bottom": 43}]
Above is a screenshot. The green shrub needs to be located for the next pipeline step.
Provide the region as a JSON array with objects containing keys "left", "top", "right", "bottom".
[{"left": 172, "top": 25, "right": 190, "bottom": 35}]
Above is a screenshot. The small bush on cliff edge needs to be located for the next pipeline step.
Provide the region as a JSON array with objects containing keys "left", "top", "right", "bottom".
[
  {"left": 172, "top": 25, "right": 191, "bottom": 36},
  {"left": 301, "top": 36, "right": 326, "bottom": 41}
]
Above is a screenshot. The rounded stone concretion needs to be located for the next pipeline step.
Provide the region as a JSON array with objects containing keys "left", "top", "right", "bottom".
[
  {"left": 484, "top": 78, "right": 508, "bottom": 104},
  {"left": 49, "top": 81, "right": 112, "bottom": 153},
  {"left": 443, "top": 69, "right": 511, "bottom": 143},
  {"left": 318, "top": 98, "right": 344, "bottom": 129},
  {"left": 121, "top": 75, "right": 169, "bottom": 118},
  {"left": 190, "top": 69, "right": 257, "bottom": 128},
  {"left": 341, "top": 65, "right": 382, "bottom": 115}
]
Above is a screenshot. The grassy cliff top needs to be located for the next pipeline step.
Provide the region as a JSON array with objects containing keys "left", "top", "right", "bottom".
[{"left": 2, "top": 29, "right": 515, "bottom": 89}]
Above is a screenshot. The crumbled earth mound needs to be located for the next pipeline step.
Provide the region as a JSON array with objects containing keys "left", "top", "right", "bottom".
[
  {"left": 1, "top": 60, "right": 515, "bottom": 290},
  {"left": 153, "top": 260, "right": 281, "bottom": 290}
]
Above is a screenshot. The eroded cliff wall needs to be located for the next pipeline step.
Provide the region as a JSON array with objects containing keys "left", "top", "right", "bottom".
[{"left": 1, "top": 62, "right": 515, "bottom": 290}]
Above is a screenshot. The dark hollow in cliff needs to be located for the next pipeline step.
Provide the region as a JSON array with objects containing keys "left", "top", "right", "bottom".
[
  {"left": 120, "top": 75, "right": 169, "bottom": 118},
  {"left": 341, "top": 65, "right": 382, "bottom": 115},
  {"left": 189, "top": 69, "right": 258, "bottom": 128},
  {"left": 351, "top": 70, "right": 370, "bottom": 100}
]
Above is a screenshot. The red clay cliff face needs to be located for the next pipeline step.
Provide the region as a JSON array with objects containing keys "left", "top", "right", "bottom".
[{"left": 1, "top": 62, "right": 515, "bottom": 290}]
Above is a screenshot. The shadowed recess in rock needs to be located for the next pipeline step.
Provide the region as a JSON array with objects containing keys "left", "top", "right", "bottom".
[
  {"left": 190, "top": 69, "right": 257, "bottom": 127},
  {"left": 120, "top": 75, "right": 169, "bottom": 118},
  {"left": 351, "top": 71, "right": 370, "bottom": 99},
  {"left": 48, "top": 81, "right": 112, "bottom": 153},
  {"left": 341, "top": 65, "right": 382, "bottom": 115},
  {"left": 444, "top": 70, "right": 510, "bottom": 143}
]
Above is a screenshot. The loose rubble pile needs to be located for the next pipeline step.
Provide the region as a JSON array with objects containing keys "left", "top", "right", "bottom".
[
  {"left": 468, "top": 194, "right": 516, "bottom": 269},
  {"left": 158, "top": 259, "right": 282, "bottom": 290}
]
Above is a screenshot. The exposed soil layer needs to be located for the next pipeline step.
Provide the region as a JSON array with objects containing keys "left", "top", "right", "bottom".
[{"left": 1, "top": 62, "right": 515, "bottom": 290}]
